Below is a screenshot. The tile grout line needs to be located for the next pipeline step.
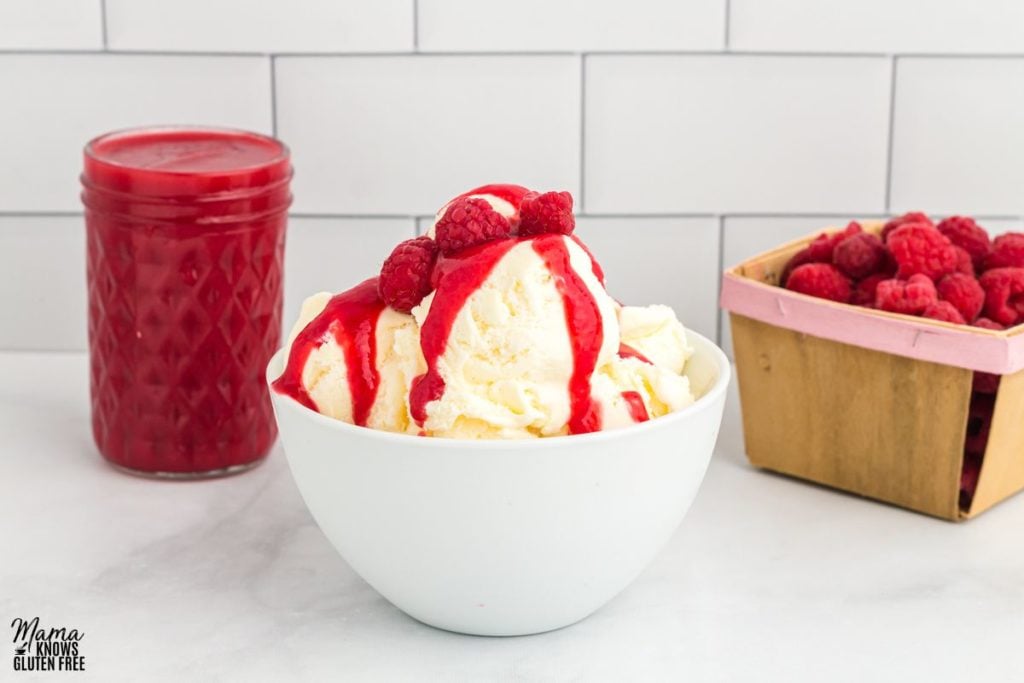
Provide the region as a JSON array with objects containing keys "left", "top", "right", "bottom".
[
  {"left": 579, "top": 54, "right": 587, "bottom": 212},
  {"left": 99, "top": 0, "right": 108, "bottom": 50},
  {"left": 0, "top": 211, "right": 84, "bottom": 217},
  {"left": 412, "top": 0, "right": 419, "bottom": 51},
  {"left": 9, "top": 47, "right": 1024, "bottom": 59},
  {"left": 883, "top": 55, "right": 898, "bottom": 212},
  {"left": 716, "top": 215, "right": 725, "bottom": 346},
  {"left": 5, "top": 210, "right": 1024, "bottom": 221},
  {"left": 269, "top": 55, "right": 278, "bottom": 137},
  {"left": 723, "top": 0, "right": 731, "bottom": 49}
]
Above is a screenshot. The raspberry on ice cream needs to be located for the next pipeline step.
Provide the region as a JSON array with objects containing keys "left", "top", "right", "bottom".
[
  {"left": 518, "top": 191, "right": 575, "bottom": 236},
  {"left": 379, "top": 236, "right": 438, "bottom": 313},
  {"left": 435, "top": 196, "right": 513, "bottom": 255}
]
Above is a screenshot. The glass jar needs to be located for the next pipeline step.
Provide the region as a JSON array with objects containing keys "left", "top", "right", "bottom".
[{"left": 81, "top": 126, "right": 292, "bottom": 477}]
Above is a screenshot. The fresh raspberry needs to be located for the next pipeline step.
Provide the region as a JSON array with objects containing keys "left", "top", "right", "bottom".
[
  {"left": 974, "top": 372, "right": 1001, "bottom": 395},
  {"left": 973, "top": 317, "right": 1005, "bottom": 330},
  {"left": 851, "top": 273, "right": 888, "bottom": 307},
  {"left": 780, "top": 247, "right": 815, "bottom": 286},
  {"left": 518, "top": 191, "right": 575, "bottom": 236},
  {"left": 834, "top": 232, "right": 886, "bottom": 279},
  {"left": 984, "top": 232, "right": 1024, "bottom": 271},
  {"left": 434, "top": 197, "right": 513, "bottom": 255},
  {"left": 807, "top": 222, "right": 862, "bottom": 263},
  {"left": 937, "top": 273, "right": 985, "bottom": 323},
  {"left": 881, "top": 212, "right": 933, "bottom": 243},
  {"left": 378, "top": 236, "right": 438, "bottom": 313},
  {"left": 922, "top": 301, "right": 966, "bottom": 324},
  {"left": 936, "top": 216, "right": 990, "bottom": 271},
  {"left": 965, "top": 394, "right": 996, "bottom": 453},
  {"left": 874, "top": 274, "right": 938, "bottom": 315},
  {"left": 785, "top": 263, "right": 852, "bottom": 303},
  {"left": 960, "top": 451, "right": 982, "bottom": 510},
  {"left": 979, "top": 267, "right": 1024, "bottom": 326},
  {"left": 888, "top": 223, "right": 958, "bottom": 280},
  {"left": 953, "top": 246, "right": 975, "bottom": 276}
]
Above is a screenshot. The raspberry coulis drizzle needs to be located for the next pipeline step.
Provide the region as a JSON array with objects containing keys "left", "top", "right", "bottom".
[
  {"left": 409, "top": 239, "right": 519, "bottom": 424},
  {"left": 531, "top": 234, "right": 605, "bottom": 434},
  {"left": 454, "top": 183, "right": 530, "bottom": 209},
  {"left": 412, "top": 234, "right": 610, "bottom": 434},
  {"left": 272, "top": 278, "right": 385, "bottom": 426},
  {"left": 616, "top": 344, "right": 652, "bottom": 422},
  {"left": 618, "top": 343, "right": 651, "bottom": 364},
  {"left": 620, "top": 391, "right": 650, "bottom": 422}
]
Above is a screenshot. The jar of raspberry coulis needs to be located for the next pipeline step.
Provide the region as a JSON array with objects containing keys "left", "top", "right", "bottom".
[{"left": 81, "top": 126, "right": 292, "bottom": 477}]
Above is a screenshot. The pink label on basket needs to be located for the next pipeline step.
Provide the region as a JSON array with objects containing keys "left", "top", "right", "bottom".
[{"left": 720, "top": 273, "right": 1024, "bottom": 375}]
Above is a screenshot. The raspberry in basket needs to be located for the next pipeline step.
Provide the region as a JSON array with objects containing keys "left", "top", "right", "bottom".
[
  {"left": 807, "top": 222, "right": 862, "bottom": 263},
  {"left": 922, "top": 301, "right": 965, "bottom": 324},
  {"left": 985, "top": 232, "right": 1024, "bottom": 271},
  {"left": 979, "top": 267, "right": 1024, "bottom": 326},
  {"left": 874, "top": 274, "right": 937, "bottom": 315},
  {"left": 851, "top": 273, "right": 888, "bottom": 307},
  {"left": 785, "top": 263, "right": 852, "bottom": 303},
  {"left": 888, "top": 223, "right": 959, "bottom": 281},
  {"left": 834, "top": 232, "right": 887, "bottom": 279},
  {"left": 936, "top": 216, "right": 990, "bottom": 272},
  {"left": 937, "top": 273, "right": 984, "bottom": 323},
  {"left": 881, "top": 211, "right": 933, "bottom": 243}
]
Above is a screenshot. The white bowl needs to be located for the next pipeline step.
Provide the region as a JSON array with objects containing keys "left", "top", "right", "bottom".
[{"left": 267, "top": 331, "right": 730, "bottom": 636}]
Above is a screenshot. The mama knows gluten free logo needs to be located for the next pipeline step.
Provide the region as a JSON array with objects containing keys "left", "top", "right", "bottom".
[{"left": 11, "top": 617, "right": 85, "bottom": 672}]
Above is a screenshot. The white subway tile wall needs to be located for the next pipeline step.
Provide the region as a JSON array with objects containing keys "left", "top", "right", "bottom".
[
  {"left": 890, "top": 58, "right": 1024, "bottom": 216},
  {"left": 275, "top": 55, "right": 580, "bottom": 215},
  {"left": 584, "top": 55, "right": 891, "bottom": 214},
  {"left": 105, "top": 0, "right": 414, "bottom": 53},
  {"left": 0, "top": 54, "right": 273, "bottom": 212},
  {"left": 729, "top": 0, "right": 1024, "bottom": 54},
  {"left": 576, "top": 217, "right": 721, "bottom": 342},
  {"left": 3, "top": 1, "right": 1024, "bottom": 351},
  {"left": 417, "top": 0, "right": 725, "bottom": 52},
  {"left": 0, "top": 216, "right": 86, "bottom": 350},
  {"left": 0, "top": 0, "right": 102, "bottom": 50},
  {"left": 285, "top": 217, "right": 415, "bottom": 329}
]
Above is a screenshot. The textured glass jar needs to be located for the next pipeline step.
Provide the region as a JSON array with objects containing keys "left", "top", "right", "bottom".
[{"left": 81, "top": 127, "right": 292, "bottom": 477}]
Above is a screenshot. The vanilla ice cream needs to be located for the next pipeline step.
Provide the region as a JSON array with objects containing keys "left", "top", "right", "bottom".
[{"left": 272, "top": 184, "right": 698, "bottom": 439}]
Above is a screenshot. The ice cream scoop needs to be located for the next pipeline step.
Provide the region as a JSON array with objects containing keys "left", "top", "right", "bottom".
[
  {"left": 273, "top": 280, "right": 423, "bottom": 434},
  {"left": 272, "top": 184, "right": 697, "bottom": 438}
]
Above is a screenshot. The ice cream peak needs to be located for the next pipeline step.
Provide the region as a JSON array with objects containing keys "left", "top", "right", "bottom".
[
  {"left": 273, "top": 184, "right": 697, "bottom": 438},
  {"left": 409, "top": 233, "right": 619, "bottom": 438},
  {"left": 427, "top": 184, "right": 530, "bottom": 238}
]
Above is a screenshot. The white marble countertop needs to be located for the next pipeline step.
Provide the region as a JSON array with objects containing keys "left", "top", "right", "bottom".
[{"left": 4, "top": 351, "right": 1024, "bottom": 682}]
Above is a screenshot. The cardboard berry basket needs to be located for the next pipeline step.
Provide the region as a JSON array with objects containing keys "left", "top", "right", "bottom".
[{"left": 721, "top": 220, "right": 1024, "bottom": 521}]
